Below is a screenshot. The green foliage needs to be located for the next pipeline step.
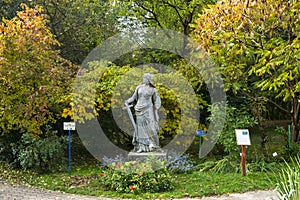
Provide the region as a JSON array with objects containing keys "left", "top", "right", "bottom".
[
  {"left": 11, "top": 128, "right": 67, "bottom": 172},
  {"left": 0, "top": 0, "right": 27, "bottom": 19},
  {"left": 209, "top": 156, "right": 239, "bottom": 174},
  {"left": 0, "top": 0, "right": 118, "bottom": 64},
  {"left": 0, "top": 160, "right": 278, "bottom": 199},
  {"left": 285, "top": 143, "right": 300, "bottom": 159},
  {"left": 247, "top": 160, "right": 278, "bottom": 173},
  {"left": 110, "top": 0, "right": 216, "bottom": 65},
  {"left": 115, "top": 0, "right": 215, "bottom": 36},
  {"left": 192, "top": 0, "right": 300, "bottom": 141},
  {"left": 36, "top": 0, "right": 118, "bottom": 64},
  {"left": 0, "top": 4, "right": 74, "bottom": 136},
  {"left": 0, "top": 131, "right": 22, "bottom": 163},
  {"left": 209, "top": 105, "right": 257, "bottom": 156},
  {"left": 64, "top": 63, "right": 202, "bottom": 145},
  {"left": 62, "top": 62, "right": 131, "bottom": 122},
  {"left": 195, "top": 156, "right": 239, "bottom": 174},
  {"left": 196, "top": 156, "right": 278, "bottom": 175},
  {"left": 99, "top": 157, "right": 174, "bottom": 193},
  {"left": 193, "top": 0, "right": 300, "bottom": 96},
  {"left": 276, "top": 156, "right": 300, "bottom": 200}
]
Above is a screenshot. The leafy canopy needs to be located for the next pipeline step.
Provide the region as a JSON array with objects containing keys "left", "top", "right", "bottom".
[
  {"left": 0, "top": 4, "right": 74, "bottom": 136},
  {"left": 192, "top": 0, "right": 300, "bottom": 101},
  {"left": 192, "top": 0, "right": 300, "bottom": 141}
]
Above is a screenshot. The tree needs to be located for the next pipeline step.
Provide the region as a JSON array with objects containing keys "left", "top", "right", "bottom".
[
  {"left": 0, "top": 0, "right": 28, "bottom": 19},
  {"left": 192, "top": 0, "right": 300, "bottom": 142},
  {"left": 0, "top": 4, "right": 74, "bottom": 136},
  {"left": 136, "top": 0, "right": 190, "bottom": 35},
  {"left": 119, "top": 0, "right": 215, "bottom": 36},
  {"left": 1, "top": 0, "right": 118, "bottom": 64},
  {"left": 106, "top": 0, "right": 216, "bottom": 64},
  {"left": 35, "top": 0, "right": 118, "bottom": 64}
]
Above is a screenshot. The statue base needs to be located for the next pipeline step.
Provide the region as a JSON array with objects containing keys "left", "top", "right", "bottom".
[{"left": 128, "top": 151, "right": 168, "bottom": 161}]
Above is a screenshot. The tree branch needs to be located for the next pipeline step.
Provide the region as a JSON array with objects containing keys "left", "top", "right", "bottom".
[
  {"left": 267, "top": 98, "right": 290, "bottom": 113},
  {"left": 135, "top": 1, "right": 164, "bottom": 29},
  {"left": 164, "top": 1, "right": 185, "bottom": 27},
  {"left": 240, "top": 90, "right": 289, "bottom": 113}
]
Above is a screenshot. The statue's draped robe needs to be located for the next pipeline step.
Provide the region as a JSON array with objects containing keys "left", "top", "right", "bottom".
[{"left": 128, "top": 84, "right": 161, "bottom": 152}]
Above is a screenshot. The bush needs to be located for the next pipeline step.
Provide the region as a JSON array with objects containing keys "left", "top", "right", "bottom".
[
  {"left": 99, "top": 156, "right": 174, "bottom": 193},
  {"left": 285, "top": 143, "right": 300, "bottom": 158},
  {"left": 11, "top": 129, "right": 67, "bottom": 172},
  {"left": 209, "top": 105, "right": 257, "bottom": 157},
  {"left": 247, "top": 160, "right": 278, "bottom": 173},
  {"left": 276, "top": 156, "right": 300, "bottom": 200},
  {"left": 0, "top": 131, "right": 22, "bottom": 163}
]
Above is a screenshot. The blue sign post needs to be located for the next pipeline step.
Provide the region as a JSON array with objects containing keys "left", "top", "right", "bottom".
[
  {"left": 195, "top": 130, "right": 206, "bottom": 158},
  {"left": 64, "top": 122, "right": 76, "bottom": 175},
  {"left": 68, "top": 129, "right": 71, "bottom": 175}
]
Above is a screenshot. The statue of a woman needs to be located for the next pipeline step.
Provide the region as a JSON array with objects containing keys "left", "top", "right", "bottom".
[{"left": 125, "top": 73, "right": 162, "bottom": 153}]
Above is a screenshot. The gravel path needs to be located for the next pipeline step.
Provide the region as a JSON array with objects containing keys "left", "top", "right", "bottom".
[{"left": 0, "top": 182, "right": 279, "bottom": 200}]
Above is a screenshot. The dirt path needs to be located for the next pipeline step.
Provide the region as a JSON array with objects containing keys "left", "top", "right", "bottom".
[
  {"left": 198, "top": 190, "right": 279, "bottom": 200},
  {"left": 0, "top": 182, "right": 279, "bottom": 200}
]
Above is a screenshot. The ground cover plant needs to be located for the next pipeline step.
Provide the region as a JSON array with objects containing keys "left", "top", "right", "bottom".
[
  {"left": 0, "top": 157, "right": 279, "bottom": 199},
  {"left": 0, "top": 124, "right": 290, "bottom": 199}
]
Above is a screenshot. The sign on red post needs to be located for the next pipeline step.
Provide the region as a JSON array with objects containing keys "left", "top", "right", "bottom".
[{"left": 235, "top": 129, "right": 251, "bottom": 176}]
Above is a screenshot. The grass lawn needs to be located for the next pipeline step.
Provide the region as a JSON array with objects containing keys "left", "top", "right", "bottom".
[
  {"left": 0, "top": 162, "right": 278, "bottom": 199},
  {"left": 0, "top": 125, "right": 288, "bottom": 199}
]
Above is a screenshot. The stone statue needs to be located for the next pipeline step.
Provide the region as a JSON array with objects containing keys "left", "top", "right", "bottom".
[{"left": 125, "top": 73, "right": 162, "bottom": 153}]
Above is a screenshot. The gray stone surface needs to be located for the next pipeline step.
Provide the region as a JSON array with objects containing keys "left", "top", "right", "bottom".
[
  {"left": 128, "top": 151, "right": 167, "bottom": 160},
  {"left": 187, "top": 190, "right": 279, "bottom": 200},
  {"left": 0, "top": 182, "right": 110, "bottom": 200},
  {"left": 0, "top": 181, "right": 279, "bottom": 200}
]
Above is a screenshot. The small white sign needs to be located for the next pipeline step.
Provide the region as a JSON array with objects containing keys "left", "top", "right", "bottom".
[
  {"left": 64, "top": 122, "right": 76, "bottom": 130},
  {"left": 235, "top": 129, "right": 251, "bottom": 145}
]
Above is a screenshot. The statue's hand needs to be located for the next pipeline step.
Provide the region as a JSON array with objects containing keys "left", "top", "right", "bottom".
[{"left": 124, "top": 100, "right": 129, "bottom": 106}]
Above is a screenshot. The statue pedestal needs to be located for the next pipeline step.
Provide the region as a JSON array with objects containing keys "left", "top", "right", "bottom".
[{"left": 128, "top": 151, "right": 168, "bottom": 161}]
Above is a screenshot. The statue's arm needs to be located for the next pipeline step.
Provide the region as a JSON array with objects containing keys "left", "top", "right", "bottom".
[
  {"left": 125, "top": 86, "right": 139, "bottom": 104},
  {"left": 153, "top": 88, "right": 161, "bottom": 110}
]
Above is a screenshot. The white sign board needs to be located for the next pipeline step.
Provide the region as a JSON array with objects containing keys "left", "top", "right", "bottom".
[
  {"left": 64, "top": 122, "right": 76, "bottom": 130},
  {"left": 235, "top": 129, "right": 251, "bottom": 145}
]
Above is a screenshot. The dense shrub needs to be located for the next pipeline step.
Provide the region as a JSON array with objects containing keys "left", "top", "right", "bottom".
[
  {"left": 0, "top": 132, "right": 22, "bottom": 164},
  {"left": 100, "top": 156, "right": 174, "bottom": 193},
  {"left": 285, "top": 143, "right": 300, "bottom": 159},
  {"left": 11, "top": 130, "right": 67, "bottom": 172},
  {"left": 209, "top": 105, "right": 257, "bottom": 157}
]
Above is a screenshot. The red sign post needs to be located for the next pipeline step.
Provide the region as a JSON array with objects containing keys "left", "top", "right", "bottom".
[
  {"left": 241, "top": 145, "right": 246, "bottom": 176},
  {"left": 235, "top": 129, "right": 251, "bottom": 177}
]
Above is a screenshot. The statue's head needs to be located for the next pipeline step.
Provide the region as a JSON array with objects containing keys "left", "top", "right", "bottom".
[{"left": 142, "top": 73, "right": 154, "bottom": 86}]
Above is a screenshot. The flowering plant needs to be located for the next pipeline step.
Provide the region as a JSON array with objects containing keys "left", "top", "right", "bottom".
[
  {"left": 166, "top": 151, "right": 194, "bottom": 174},
  {"left": 99, "top": 156, "right": 174, "bottom": 193}
]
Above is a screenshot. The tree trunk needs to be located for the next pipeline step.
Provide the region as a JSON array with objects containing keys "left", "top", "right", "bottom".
[{"left": 291, "top": 98, "right": 300, "bottom": 143}]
